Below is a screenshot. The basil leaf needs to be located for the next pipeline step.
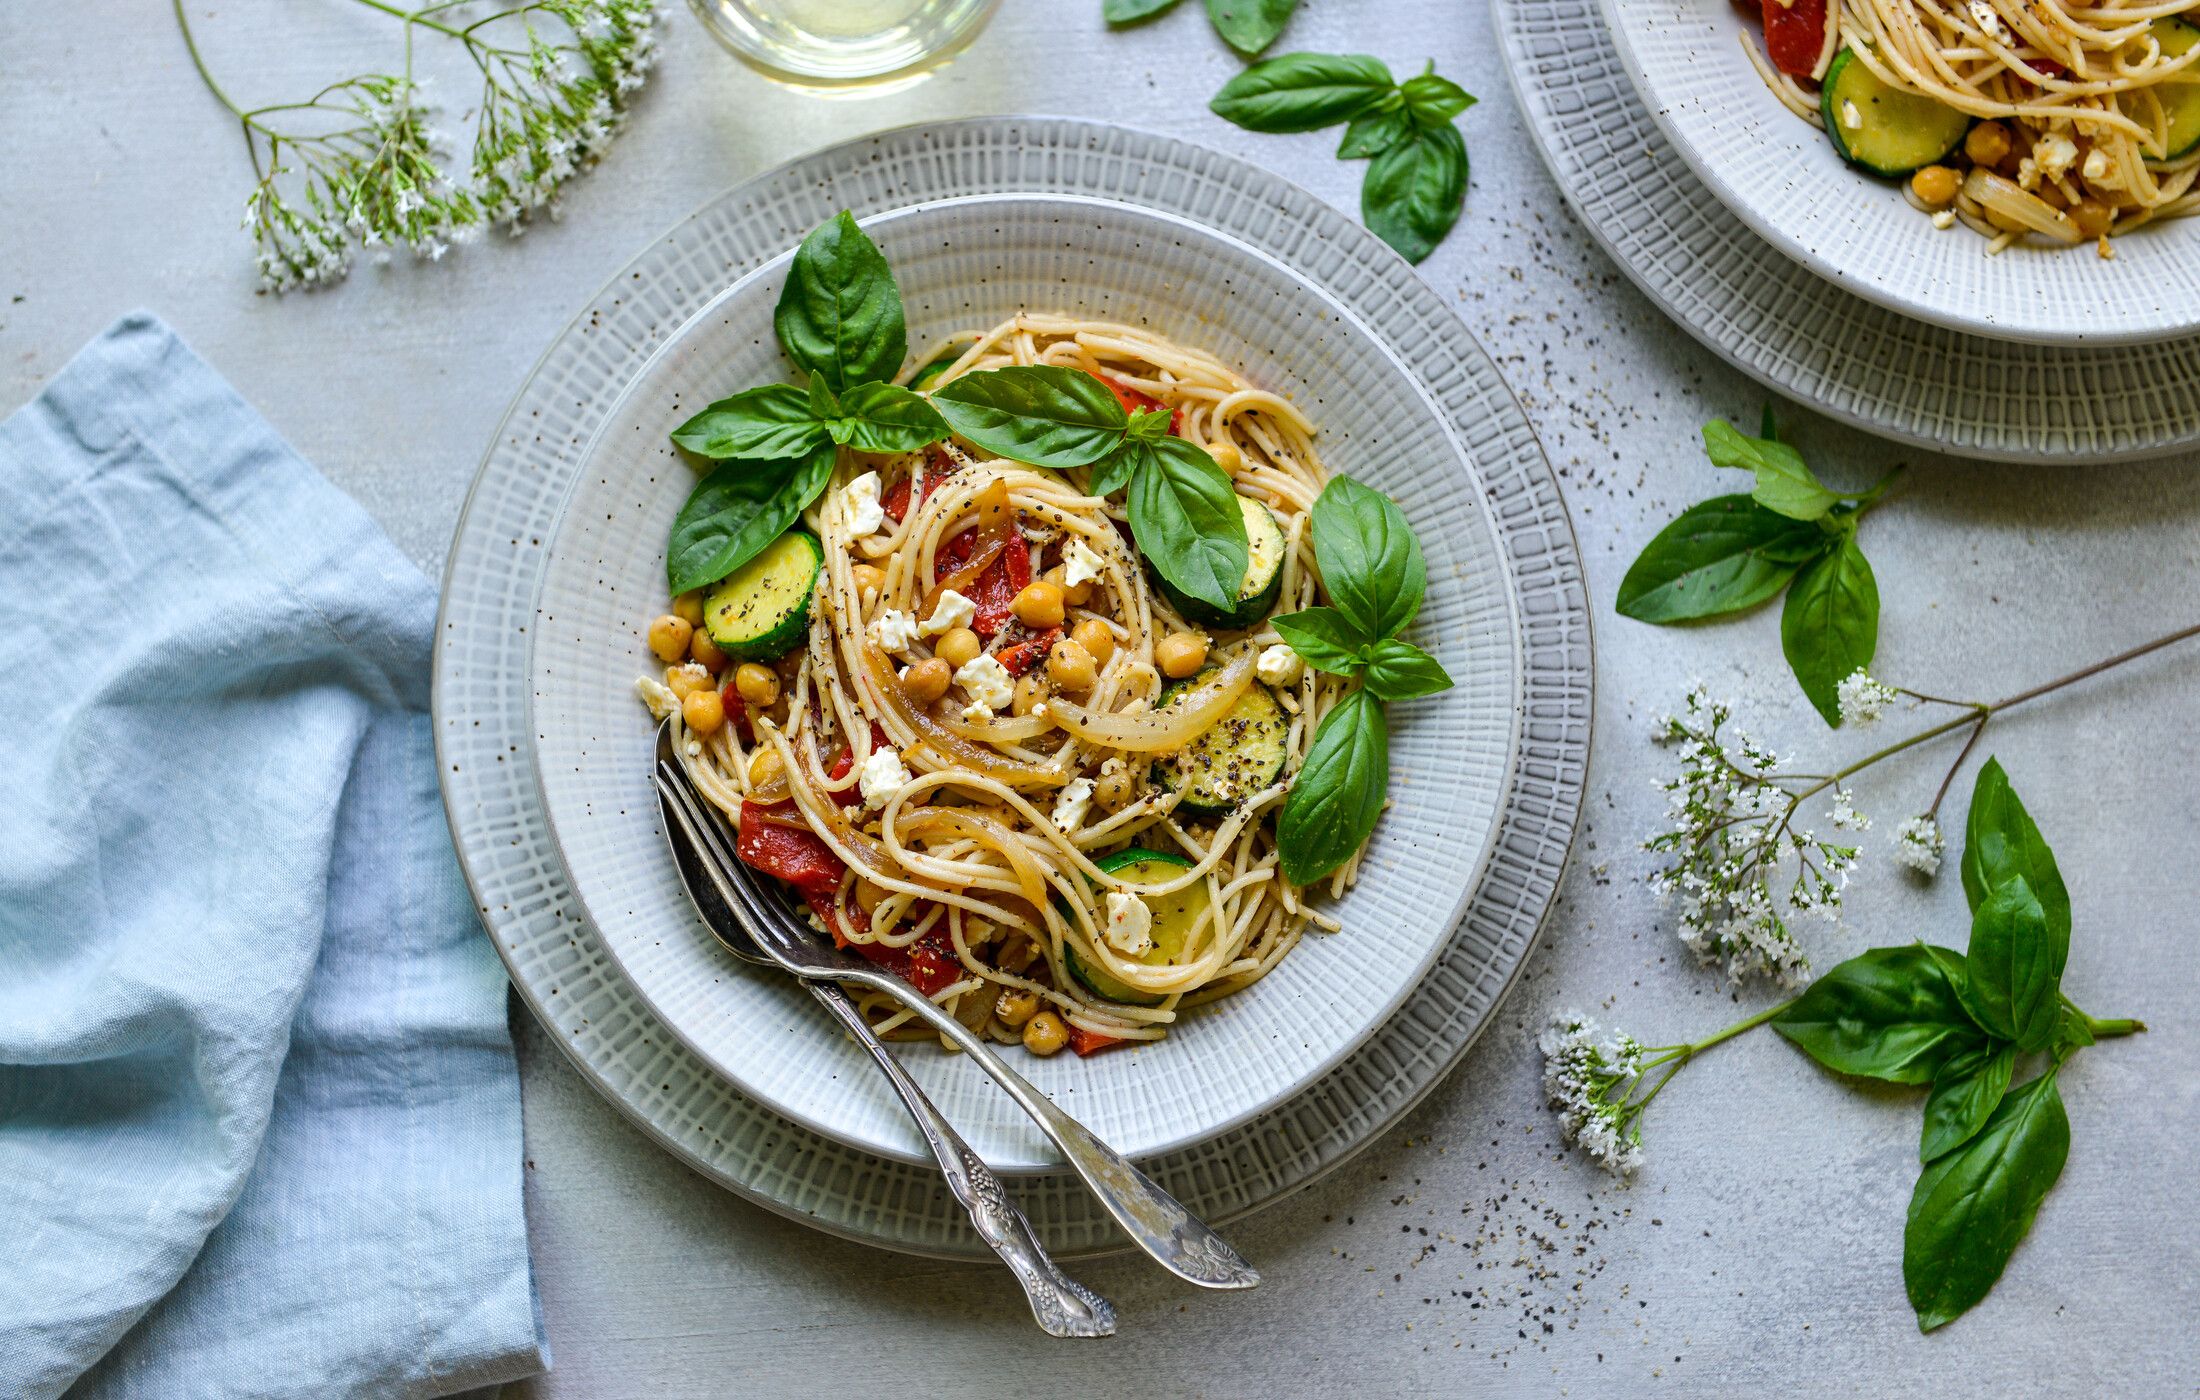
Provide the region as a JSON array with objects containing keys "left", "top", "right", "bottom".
[
  {"left": 830, "top": 381, "right": 948, "bottom": 454},
  {"left": 1920, "top": 1040, "right": 2017, "bottom": 1163},
  {"left": 1125, "top": 437, "right": 1250, "bottom": 612},
  {"left": 1772, "top": 945, "right": 1982, "bottom": 1085},
  {"left": 1338, "top": 108, "right": 1413, "bottom": 159},
  {"left": 664, "top": 442, "right": 835, "bottom": 595},
  {"left": 931, "top": 366, "right": 1128, "bottom": 468},
  {"left": 2054, "top": 1003, "right": 2095, "bottom": 1051},
  {"left": 670, "top": 384, "right": 827, "bottom": 461},
  {"left": 1125, "top": 407, "right": 1172, "bottom": 443},
  {"left": 1702, "top": 419, "right": 1842, "bottom": 521},
  {"left": 1780, "top": 535, "right": 1878, "bottom": 726},
  {"left": 1961, "top": 758, "right": 2072, "bottom": 946},
  {"left": 1310, "top": 475, "right": 1426, "bottom": 640},
  {"left": 1960, "top": 875, "right": 2064, "bottom": 1053},
  {"left": 1277, "top": 687, "right": 1388, "bottom": 885},
  {"left": 1616, "top": 495, "right": 1830, "bottom": 623},
  {"left": 1210, "top": 52, "right": 1397, "bottom": 132},
  {"left": 1104, "top": 0, "right": 1178, "bottom": 21},
  {"left": 1904, "top": 1070, "right": 2069, "bottom": 1332},
  {"left": 1362, "top": 121, "right": 1468, "bottom": 264},
  {"left": 774, "top": 211, "right": 907, "bottom": 392},
  {"left": 1087, "top": 443, "right": 1137, "bottom": 499},
  {"left": 807, "top": 376, "right": 841, "bottom": 419},
  {"left": 1400, "top": 69, "right": 1475, "bottom": 126},
  {"left": 1205, "top": 0, "right": 1298, "bottom": 55},
  {"left": 1271, "top": 607, "right": 1369, "bottom": 676},
  {"left": 1361, "top": 637, "right": 1452, "bottom": 700}
]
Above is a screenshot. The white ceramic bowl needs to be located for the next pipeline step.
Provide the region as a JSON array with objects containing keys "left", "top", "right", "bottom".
[
  {"left": 525, "top": 193, "right": 1522, "bottom": 1172},
  {"left": 1599, "top": 0, "right": 2200, "bottom": 345}
]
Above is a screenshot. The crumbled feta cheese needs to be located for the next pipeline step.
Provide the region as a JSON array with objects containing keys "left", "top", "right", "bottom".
[
  {"left": 1103, "top": 891, "right": 1155, "bottom": 957},
  {"left": 961, "top": 700, "right": 996, "bottom": 724},
  {"left": 954, "top": 653, "right": 1015, "bottom": 711},
  {"left": 635, "top": 675, "right": 679, "bottom": 720},
  {"left": 2082, "top": 148, "right": 2111, "bottom": 182},
  {"left": 1966, "top": 0, "right": 2006, "bottom": 41},
  {"left": 1052, "top": 778, "right": 1095, "bottom": 833},
  {"left": 871, "top": 607, "right": 920, "bottom": 653},
  {"left": 1061, "top": 537, "right": 1107, "bottom": 589},
  {"left": 1931, "top": 209, "right": 1958, "bottom": 229},
  {"left": 919, "top": 589, "right": 977, "bottom": 637},
  {"left": 857, "top": 746, "right": 913, "bottom": 809},
  {"left": 1840, "top": 100, "right": 1862, "bottom": 131},
  {"left": 841, "top": 471, "right": 885, "bottom": 536},
  {"left": 1255, "top": 642, "right": 1302, "bottom": 687},
  {"left": 2033, "top": 133, "right": 2079, "bottom": 182}
]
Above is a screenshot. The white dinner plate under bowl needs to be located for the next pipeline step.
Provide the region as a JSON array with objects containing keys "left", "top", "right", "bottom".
[
  {"left": 524, "top": 195, "right": 1522, "bottom": 1173},
  {"left": 1600, "top": 0, "right": 2200, "bottom": 345}
]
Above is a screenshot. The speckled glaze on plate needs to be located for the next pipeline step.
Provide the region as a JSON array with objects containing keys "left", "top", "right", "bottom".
[
  {"left": 1597, "top": 0, "right": 2200, "bottom": 346},
  {"left": 1498, "top": 0, "right": 2200, "bottom": 462},
  {"left": 525, "top": 193, "right": 1521, "bottom": 1173},
  {"left": 435, "top": 116, "right": 1591, "bottom": 1257}
]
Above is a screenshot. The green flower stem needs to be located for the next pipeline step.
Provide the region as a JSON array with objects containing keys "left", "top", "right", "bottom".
[
  {"left": 1625, "top": 999, "right": 1796, "bottom": 1120},
  {"left": 342, "top": 0, "right": 471, "bottom": 41},
  {"left": 2085, "top": 1017, "right": 2146, "bottom": 1038}
]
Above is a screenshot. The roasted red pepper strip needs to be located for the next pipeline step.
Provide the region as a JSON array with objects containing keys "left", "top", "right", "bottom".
[
  {"left": 995, "top": 628, "right": 1062, "bottom": 677},
  {"left": 1100, "top": 374, "right": 1184, "bottom": 437},
  {"left": 821, "top": 722, "right": 894, "bottom": 808},
  {"left": 1066, "top": 1024, "right": 1128, "bottom": 1057},
  {"left": 737, "top": 798, "right": 845, "bottom": 897},
  {"left": 933, "top": 528, "right": 1031, "bottom": 638},
  {"left": 1761, "top": 0, "right": 1832, "bottom": 78},
  {"left": 881, "top": 447, "right": 957, "bottom": 524},
  {"left": 718, "top": 685, "right": 755, "bottom": 743}
]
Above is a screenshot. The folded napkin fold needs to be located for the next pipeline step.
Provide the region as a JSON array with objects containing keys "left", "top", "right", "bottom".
[{"left": 0, "top": 313, "right": 546, "bottom": 1398}]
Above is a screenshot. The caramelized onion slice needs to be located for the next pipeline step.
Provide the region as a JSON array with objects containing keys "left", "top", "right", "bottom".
[
  {"left": 860, "top": 643, "right": 1067, "bottom": 790},
  {"left": 1047, "top": 649, "right": 1254, "bottom": 752},
  {"left": 898, "top": 806, "right": 1051, "bottom": 908},
  {"left": 920, "top": 478, "right": 1012, "bottom": 615},
  {"left": 1963, "top": 169, "right": 2083, "bottom": 244}
]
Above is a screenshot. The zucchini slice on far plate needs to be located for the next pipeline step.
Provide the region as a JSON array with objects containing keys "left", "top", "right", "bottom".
[
  {"left": 1820, "top": 48, "right": 1972, "bottom": 177},
  {"left": 2145, "top": 18, "right": 2200, "bottom": 162},
  {"left": 1062, "top": 847, "right": 1206, "bottom": 1007},
  {"left": 1155, "top": 670, "right": 1289, "bottom": 817},
  {"left": 701, "top": 528, "right": 823, "bottom": 662}
]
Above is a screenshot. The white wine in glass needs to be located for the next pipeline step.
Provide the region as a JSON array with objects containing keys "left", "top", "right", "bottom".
[{"left": 690, "top": 0, "right": 1000, "bottom": 88}]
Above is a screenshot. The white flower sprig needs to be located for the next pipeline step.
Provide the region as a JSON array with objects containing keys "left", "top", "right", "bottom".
[
  {"left": 175, "top": 0, "right": 660, "bottom": 293},
  {"left": 1539, "top": 1003, "right": 1785, "bottom": 1175}
]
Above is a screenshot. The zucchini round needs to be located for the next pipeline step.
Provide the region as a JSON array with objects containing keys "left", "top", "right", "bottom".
[
  {"left": 1820, "top": 47, "right": 1971, "bottom": 178},
  {"left": 1154, "top": 670, "right": 1289, "bottom": 817},
  {"left": 909, "top": 345, "right": 971, "bottom": 393},
  {"left": 1061, "top": 847, "right": 1204, "bottom": 1007},
  {"left": 2148, "top": 18, "right": 2200, "bottom": 162},
  {"left": 700, "top": 528, "right": 822, "bottom": 662},
  {"left": 1155, "top": 494, "right": 1287, "bottom": 630}
]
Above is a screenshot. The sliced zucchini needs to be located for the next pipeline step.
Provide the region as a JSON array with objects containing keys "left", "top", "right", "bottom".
[
  {"left": 1155, "top": 669, "right": 1289, "bottom": 817},
  {"left": 1154, "top": 494, "right": 1287, "bottom": 629},
  {"left": 2148, "top": 18, "right": 2200, "bottom": 162},
  {"left": 1062, "top": 847, "right": 1204, "bottom": 1007},
  {"left": 701, "top": 528, "right": 822, "bottom": 662},
  {"left": 909, "top": 345, "right": 971, "bottom": 393},
  {"left": 1820, "top": 47, "right": 1971, "bottom": 177}
]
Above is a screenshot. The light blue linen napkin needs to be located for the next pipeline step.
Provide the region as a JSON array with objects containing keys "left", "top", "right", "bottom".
[{"left": 0, "top": 312, "right": 546, "bottom": 1398}]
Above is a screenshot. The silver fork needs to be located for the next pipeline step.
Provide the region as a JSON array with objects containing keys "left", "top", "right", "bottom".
[
  {"left": 653, "top": 730, "right": 1114, "bottom": 1337},
  {"left": 653, "top": 724, "right": 1259, "bottom": 1293}
]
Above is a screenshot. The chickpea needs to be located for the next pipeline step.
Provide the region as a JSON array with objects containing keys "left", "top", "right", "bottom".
[
  {"left": 1207, "top": 440, "right": 1242, "bottom": 472},
  {"left": 1155, "top": 631, "right": 1209, "bottom": 679},
  {"left": 665, "top": 663, "right": 712, "bottom": 700},
  {"left": 995, "top": 989, "right": 1040, "bottom": 1028},
  {"left": 1094, "top": 764, "right": 1140, "bottom": 812},
  {"left": 1910, "top": 165, "right": 1961, "bottom": 208},
  {"left": 747, "top": 747, "right": 785, "bottom": 789},
  {"left": 1012, "top": 673, "right": 1049, "bottom": 718},
  {"left": 1044, "top": 564, "right": 1093, "bottom": 608},
  {"left": 1022, "top": 1010, "right": 1068, "bottom": 1056},
  {"left": 1069, "top": 617, "right": 1116, "bottom": 668},
  {"left": 647, "top": 614, "right": 693, "bottom": 663},
  {"left": 681, "top": 688, "right": 725, "bottom": 736},
  {"left": 936, "top": 627, "right": 982, "bottom": 670},
  {"left": 902, "top": 656, "right": 952, "bottom": 704},
  {"left": 1047, "top": 638, "right": 1098, "bottom": 693},
  {"left": 1965, "top": 120, "right": 2012, "bottom": 168},
  {"left": 850, "top": 563, "right": 886, "bottom": 608},
  {"left": 671, "top": 591, "right": 706, "bottom": 626},
  {"left": 690, "top": 628, "right": 727, "bottom": 673},
  {"left": 2072, "top": 197, "right": 2113, "bottom": 239},
  {"left": 734, "top": 662, "right": 781, "bottom": 707},
  {"left": 1012, "top": 578, "right": 1066, "bottom": 629}
]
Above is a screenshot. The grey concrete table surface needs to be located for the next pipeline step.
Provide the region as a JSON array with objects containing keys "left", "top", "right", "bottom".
[{"left": 5, "top": 2, "right": 2196, "bottom": 1395}]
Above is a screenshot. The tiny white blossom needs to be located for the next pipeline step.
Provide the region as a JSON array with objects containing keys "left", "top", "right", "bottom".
[
  {"left": 1894, "top": 815, "right": 1946, "bottom": 876},
  {"left": 1836, "top": 669, "right": 1899, "bottom": 727},
  {"left": 1830, "top": 788, "right": 1871, "bottom": 832},
  {"left": 1538, "top": 1010, "right": 1648, "bottom": 1176}
]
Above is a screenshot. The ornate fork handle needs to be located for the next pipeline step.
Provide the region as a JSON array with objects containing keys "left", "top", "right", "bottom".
[{"left": 805, "top": 983, "right": 1115, "bottom": 1337}]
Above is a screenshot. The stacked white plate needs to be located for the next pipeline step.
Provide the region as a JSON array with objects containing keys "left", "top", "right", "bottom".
[
  {"left": 1497, "top": 0, "right": 2200, "bottom": 461},
  {"left": 434, "top": 117, "right": 1592, "bottom": 1257}
]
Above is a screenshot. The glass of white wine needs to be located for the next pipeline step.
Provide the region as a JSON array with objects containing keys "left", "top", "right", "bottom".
[{"left": 690, "top": 0, "right": 1001, "bottom": 90}]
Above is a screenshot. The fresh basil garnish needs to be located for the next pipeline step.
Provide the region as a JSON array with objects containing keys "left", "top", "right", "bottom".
[
  {"left": 1702, "top": 419, "right": 1845, "bottom": 521},
  {"left": 1772, "top": 944, "right": 1983, "bottom": 1085},
  {"left": 671, "top": 383, "right": 825, "bottom": 461},
  {"left": 831, "top": 381, "right": 949, "bottom": 454},
  {"left": 1204, "top": 0, "right": 1300, "bottom": 55},
  {"left": 665, "top": 442, "right": 835, "bottom": 596},
  {"left": 1122, "top": 437, "right": 1251, "bottom": 612},
  {"left": 1904, "top": 1069, "right": 2070, "bottom": 1332},
  {"left": 773, "top": 210, "right": 908, "bottom": 393},
  {"left": 1103, "top": 0, "right": 1179, "bottom": 20},
  {"left": 1338, "top": 107, "right": 1413, "bottom": 159},
  {"left": 1360, "top": 637, "right": 1451, "bottom": 700},
  {"left": 1615, "top": 496, "right": 1831, "bottom": 623},
  {"left": 1276, "top": 687, "right": 1388, "bottom": 885},
  {"left": 1362, "top": 122, "right": 1468, "bottom": 266},
  {"left": 1961, "top": 757, "right": 2072, "bottom": 941},
  {"left": 1210, "top": 53, "right": 1399, "bottom": 132},
  {"left": 1919, "top": 1040, "right": 2016, "bottom": 1163},
  {"left": 1400, "top": 67, "right": 1475, "bottom": 126},
  {"left": 1960, "top": 875, "right": 2065, "bottom": 1052},
  {"left": 1310, "top": 474, "right": 1425, "bottom": 641},
  {"left": 1781, "top": 533, "right": 1880, "bottom": 726},
  {"left": 1270, "top": 607, "right": 1368, "bottom": 676},
  {"left": 930, "top": 365, "right": 1127, "bottom": 468}
]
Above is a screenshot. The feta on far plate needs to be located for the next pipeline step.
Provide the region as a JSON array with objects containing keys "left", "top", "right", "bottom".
[
  {"left": 871, "top": 607, "right": 920, "bottom": 653},
  {"left": 920, "top": 589, "right": 977, "bottom": 637},
  {"left": 841, "top": 472, "right": 885, "bottom": 536},
  {"left": 857, "top": 745, "right": 913, "bottom": 809},
  {"left": 954, "top": 652, "right": 1015, "bottom": 711},
  {"left": 1103, "top": 890, "right": 1154, "bottom": 957},
  {"left": 1051, "top": 777, "right": 1094, "bottom": 833}
]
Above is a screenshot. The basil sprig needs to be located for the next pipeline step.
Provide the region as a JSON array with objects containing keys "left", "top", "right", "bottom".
[
  {"left": 1272, "top": 477, "right": 1452, "bottom": 885},
  {"left": 929, "top": 366, "right": 1251, "bottom": 611},
  {"left": 664, "top": 212, "right": 946, "bottom": 593},
  {"left": 1103, "top": 0, "right": 1300, "bottom": 55},
  {"left": 1768, "top": 760, "right": 2140, "bottom": 1331},
  {"left": 1618, "top": 407, "right": 1899, "bottom": 726},
  {"left": 1210, "top": 54, "right": 1475, "bottom": 264}
]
